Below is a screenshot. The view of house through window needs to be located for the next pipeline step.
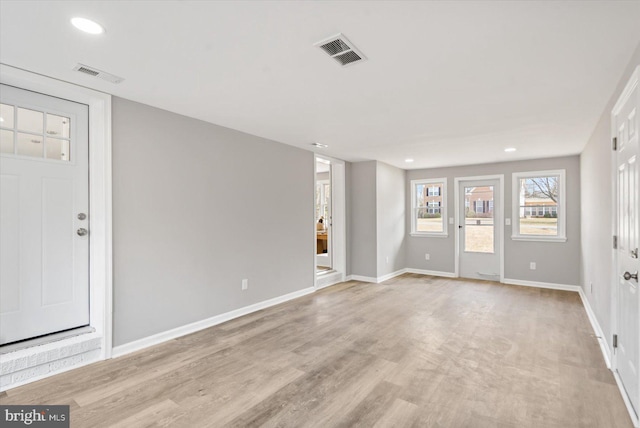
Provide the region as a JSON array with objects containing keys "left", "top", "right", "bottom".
[
  {"left": 464, "top": 186, "right": 495, "bottom": 253},
  {"left": 413, "top": 179, "right": 445, "bottom": 234},
  {"left": 518, "top": 175, "right": 559, "bottom": 236}
]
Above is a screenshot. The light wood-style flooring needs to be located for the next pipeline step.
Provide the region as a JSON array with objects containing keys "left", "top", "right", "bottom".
[{"left": 0, "top": 274, "right": 632, "bottom": 427}]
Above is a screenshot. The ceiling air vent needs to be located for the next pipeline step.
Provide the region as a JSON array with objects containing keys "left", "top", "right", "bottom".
[
  {"left": 73, "top": 63, "right": 124, "bottom": 84},
  {"left": 314, "top": 33, "right": 366, "bottom": 67}
]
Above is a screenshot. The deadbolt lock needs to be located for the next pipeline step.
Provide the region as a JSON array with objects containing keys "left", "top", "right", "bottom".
[{"left": 78, "top": 213, "right": 87, "bottom": 220}]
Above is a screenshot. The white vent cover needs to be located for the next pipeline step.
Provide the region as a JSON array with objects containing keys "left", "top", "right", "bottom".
[
  {"left": 73, "top": 63, "right": 124, "bottom": 84},
  {"left": 314, "top": 33, "right": 366, "bottom": 67}
]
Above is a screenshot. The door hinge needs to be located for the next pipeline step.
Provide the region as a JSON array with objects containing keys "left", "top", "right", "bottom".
[
  {"left": 612, "top": 137, "right": 617, "bottom": 151},
  {"left": 613, "top": 334, "right": 618, "bottom": 349},
  {"left": 613, "top": 235, "right": 618, "bottom": 249}
]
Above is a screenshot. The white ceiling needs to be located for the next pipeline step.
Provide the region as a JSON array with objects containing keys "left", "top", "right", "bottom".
[{"left": 1, "top": 1, "right": 639, "bottom": 169}]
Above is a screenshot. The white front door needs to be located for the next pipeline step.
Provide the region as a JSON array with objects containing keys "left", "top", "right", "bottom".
[
  {"left": 458, "top": 178, "right": 501, "bottom": 281},
  {"left": 0, "top": 84, "right": 90, "bottom": 345},
  {"left": 614, "top": 69, "right": 639, "bottom": 416}
]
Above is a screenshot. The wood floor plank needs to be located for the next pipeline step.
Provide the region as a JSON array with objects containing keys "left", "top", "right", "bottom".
[{"left": 0, "top": 274, "right": 632, "bottom": 427}]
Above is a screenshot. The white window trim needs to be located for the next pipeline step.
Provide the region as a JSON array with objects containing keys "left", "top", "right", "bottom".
[
  {"left": 410, "top": 178, "right": 448, "bottom": 237},
  {"left": 511, "top": 169, "right": 566, "bottom": 242}
]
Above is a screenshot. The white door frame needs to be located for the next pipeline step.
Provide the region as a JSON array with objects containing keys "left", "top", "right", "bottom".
[
  {"left": 610, "top": 65, "right": 640, "bottom": 425},
  {"left": 0, "top": 65, "right": 112, "bottom": 384},
  {"left": 314, "top": 154, "right": 346, "bottom": 289},
  {"left": 454, "top": 174, "right": 505, "bottom": 282}
]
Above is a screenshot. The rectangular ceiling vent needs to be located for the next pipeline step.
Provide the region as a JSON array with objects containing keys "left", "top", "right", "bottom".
[
  {"left": 314, "top": 33, "right": 366, "bottom": 67},
  {"left": 73, "top": 63, "right": 124, "bottom": 84}
]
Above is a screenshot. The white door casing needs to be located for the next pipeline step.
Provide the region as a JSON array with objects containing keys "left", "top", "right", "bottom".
[
  {"left": 1, "top": 84, "right": 89, "bottom": 345},
  {"left": 455, "top": 175, "right": 504, "bottom": 282},
  {"left": 612, "top": 65, "right": 640, "bottom": 420},
  {"left": 316, "top": 177, "right": 331, "bottom": 268}
]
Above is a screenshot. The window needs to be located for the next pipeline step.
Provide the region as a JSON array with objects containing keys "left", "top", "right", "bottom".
[
  {"left": 411, "top": 178, "right": 447, "bottom": 237},
  {"left": 475, "top": 200, "right": 484, "bottom": 213},
  {"left": 512, "top": 170, "right": 566, "bottom": 242}
]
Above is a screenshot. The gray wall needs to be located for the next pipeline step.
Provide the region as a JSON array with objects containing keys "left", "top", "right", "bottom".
[
  {"left": 581, "top": 42, "right": 640, "bottom": 350},
  {"left": 349, "top": 161, "right": 378, "bottom": 278},
  {"left": 112, "top": 97, "right": 314, "bottom": 346},
  {"left": 406, "top": 156, "right": 581, "bottom": 285},
  {"left": 376, "top": 162, "right": 406, "bottom": 277}
]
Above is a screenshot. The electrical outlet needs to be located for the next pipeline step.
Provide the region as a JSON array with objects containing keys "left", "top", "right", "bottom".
[
  {"left": 242, "top": 279, "right": 248, "bottom": 290},
  {"left": 425, "top": 254, "right": 430, "bottom": 261},
  {"left": 386, "top": 256, "right": 389, "bottom": 264},
  {"left": 529, "top": 262, "right": 536, "bottom": 270},
  {"left": 590, "top": 282, "right": 593, "bottom": 293}
]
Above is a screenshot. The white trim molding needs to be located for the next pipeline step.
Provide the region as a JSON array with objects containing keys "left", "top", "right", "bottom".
[
  {"left": 578, "top": 289, "right": 611, "bottom": 368},
  {"left": 405, "top": 268, "right": 456, "bottom": 278},
  {"left": 503, "top": 278, "right": 580, "bottom": 292},
  {"left": 410, "top": 177, "right": 448, "bottom": 238},
  {"left": 112, "top": 287, "right": 315, "bottom": 358},
  {"left": 511, "top": 169, "right": 566, "bottom": 242},
  {"left": 0, "top": 64, "right": 113, "bottom": 389}
]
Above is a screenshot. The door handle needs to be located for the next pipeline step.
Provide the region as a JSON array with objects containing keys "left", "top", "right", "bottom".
[
  {"left": 77, "top": 228, "right": 88, "bottom": 236},
  {"left": 623, "top": 271, "right": 638, "bottom": 282}
]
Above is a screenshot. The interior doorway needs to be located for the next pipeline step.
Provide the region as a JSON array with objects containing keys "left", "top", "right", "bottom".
[
  {"left": 314, "top": 155, "right": 346, "bottom": 289},
  {"left": 455, "top": 175, "right": 504, "bottom": 282},
  {"left": 315, "top": 157, "right": 332, "bottom": 272}
]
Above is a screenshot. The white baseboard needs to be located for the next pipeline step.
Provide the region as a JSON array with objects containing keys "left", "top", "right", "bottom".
[
  {"left": 405, "top": 268, "right": 456, "bottom": 278},
  {"left": 112, "top": 287, "right": 315, "bottom": 358},
  {"left": 502, "top": 278, "right": 580, "bottom": 292},
  {"left": 316, "top": 271, "right": 344, "bottom": 290},
  {"left": 614, "top": 369, "right": 640, "bottom": 427},
  {"left": 346, "top": 269, "right": 407, "bottom": 284},
  {"left": 578, "top": 288, "right": 612, "bottom": 368}
]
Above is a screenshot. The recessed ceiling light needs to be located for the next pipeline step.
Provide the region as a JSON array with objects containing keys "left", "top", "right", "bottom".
[
  {"left": 504, "top": 147, "right": 516, "bottom": 152},
  {"left": 71, "top": 17, "right": 105, "bottom": 35},
  {"left": 311, "top": 142, "right": 328, "bottom": 148},
  {"left": 405, "top": 158, "right": 414, "bottom": 163}
]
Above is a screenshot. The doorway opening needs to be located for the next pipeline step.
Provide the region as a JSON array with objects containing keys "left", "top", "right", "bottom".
[
  {"left": 315, "top": 157, "right": 332, "bottom": 273},
  {"left": 455, "top": 175, "right": 504, "bottom": 282},
  {"left": 314, "top": 154, "right": 346, "bottom": 289}
]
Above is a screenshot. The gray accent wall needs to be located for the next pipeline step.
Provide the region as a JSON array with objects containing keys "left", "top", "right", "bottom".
[
  {"left": 376, "top": 162, "right": 406, "bottom": 277},
  {"left": 112, "top": 97, "right": 314, "bottom": 346},
  {"left": 349, "top": 161, "right": 378, "bottom": 278},
  {"left": 580, "top": 42, "right": 640, "bottom": 351},
  {"left": 406, "top": 156, "right": 581, "bottom": 285}
]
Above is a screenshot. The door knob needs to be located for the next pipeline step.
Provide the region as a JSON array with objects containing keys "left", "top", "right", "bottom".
[
  {"left": 77, "top": 228, "right": 88, "bottom": 236},
  {"left": 623, "top": 271, "right": 638, "bottom": 282}
]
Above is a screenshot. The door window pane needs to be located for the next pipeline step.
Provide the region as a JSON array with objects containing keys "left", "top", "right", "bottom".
[
  {"left": 1, "top": 129, "right": 14, "bottom": 154},
  {"left": 17, "top": 107, "right": 43, "bottom": 134},
  {"left": 0, "top": 104, "right": 14, "bottom": 128},
  {"left": 17, "top": 133, "right": 43, "bottom": 158},
  {"left": 465, "top": 186, "right": 494, "bottom": 253},
  {"left": 46, "top": 114, "right": 70, "bottom": 138},
  {"left": 46, "top": 138, "right": 70, "bottom": 161}
]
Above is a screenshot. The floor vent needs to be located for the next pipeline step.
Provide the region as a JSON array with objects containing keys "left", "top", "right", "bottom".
[
  {"left": 73, "top": 63, "right": 124, "bottom": 84},
  {"left": 314, "top": 34, "right": 366, "bottom": 67}
]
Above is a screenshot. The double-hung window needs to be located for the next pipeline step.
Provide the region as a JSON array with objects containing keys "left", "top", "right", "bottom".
[
  {"left": 411, "top": 178, "right": 447, "bottom": 237},
  {"left": 512, "top": 170, "right": 566, "bottom": 242}
]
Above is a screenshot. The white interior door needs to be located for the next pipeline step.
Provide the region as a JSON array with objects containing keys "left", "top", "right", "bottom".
[
  {"left": 614, "top": 72, "right": 639, "bottom": 416},
  {"left": 458, "top": 178, "right": 501, "bottom": 281},
  {"left": 0, "top": 84, "right": 89, "bottom": 345}
]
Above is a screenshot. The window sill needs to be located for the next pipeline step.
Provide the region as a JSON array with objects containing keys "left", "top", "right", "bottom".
[
  {"left": 511, "top": 235, "right": 567, "bottom": 243},
  {"left": 410, "top": 232, "right": 449, "bottom": 238}
]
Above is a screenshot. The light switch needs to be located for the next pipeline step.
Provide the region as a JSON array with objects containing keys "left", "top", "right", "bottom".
[
  {"left": 505, "top": 218, "right": 511, "bottom": 226},
  {"left": 449, "top": 217, "right": 454, "bottom": 224}
]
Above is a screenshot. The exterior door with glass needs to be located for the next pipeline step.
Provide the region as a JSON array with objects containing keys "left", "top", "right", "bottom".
[
  {"left": 0, "top": 84, "right": 90, "bottom": 345},
  {"left": 458, "top": 178, "right": 501, "bottom": 281}
]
